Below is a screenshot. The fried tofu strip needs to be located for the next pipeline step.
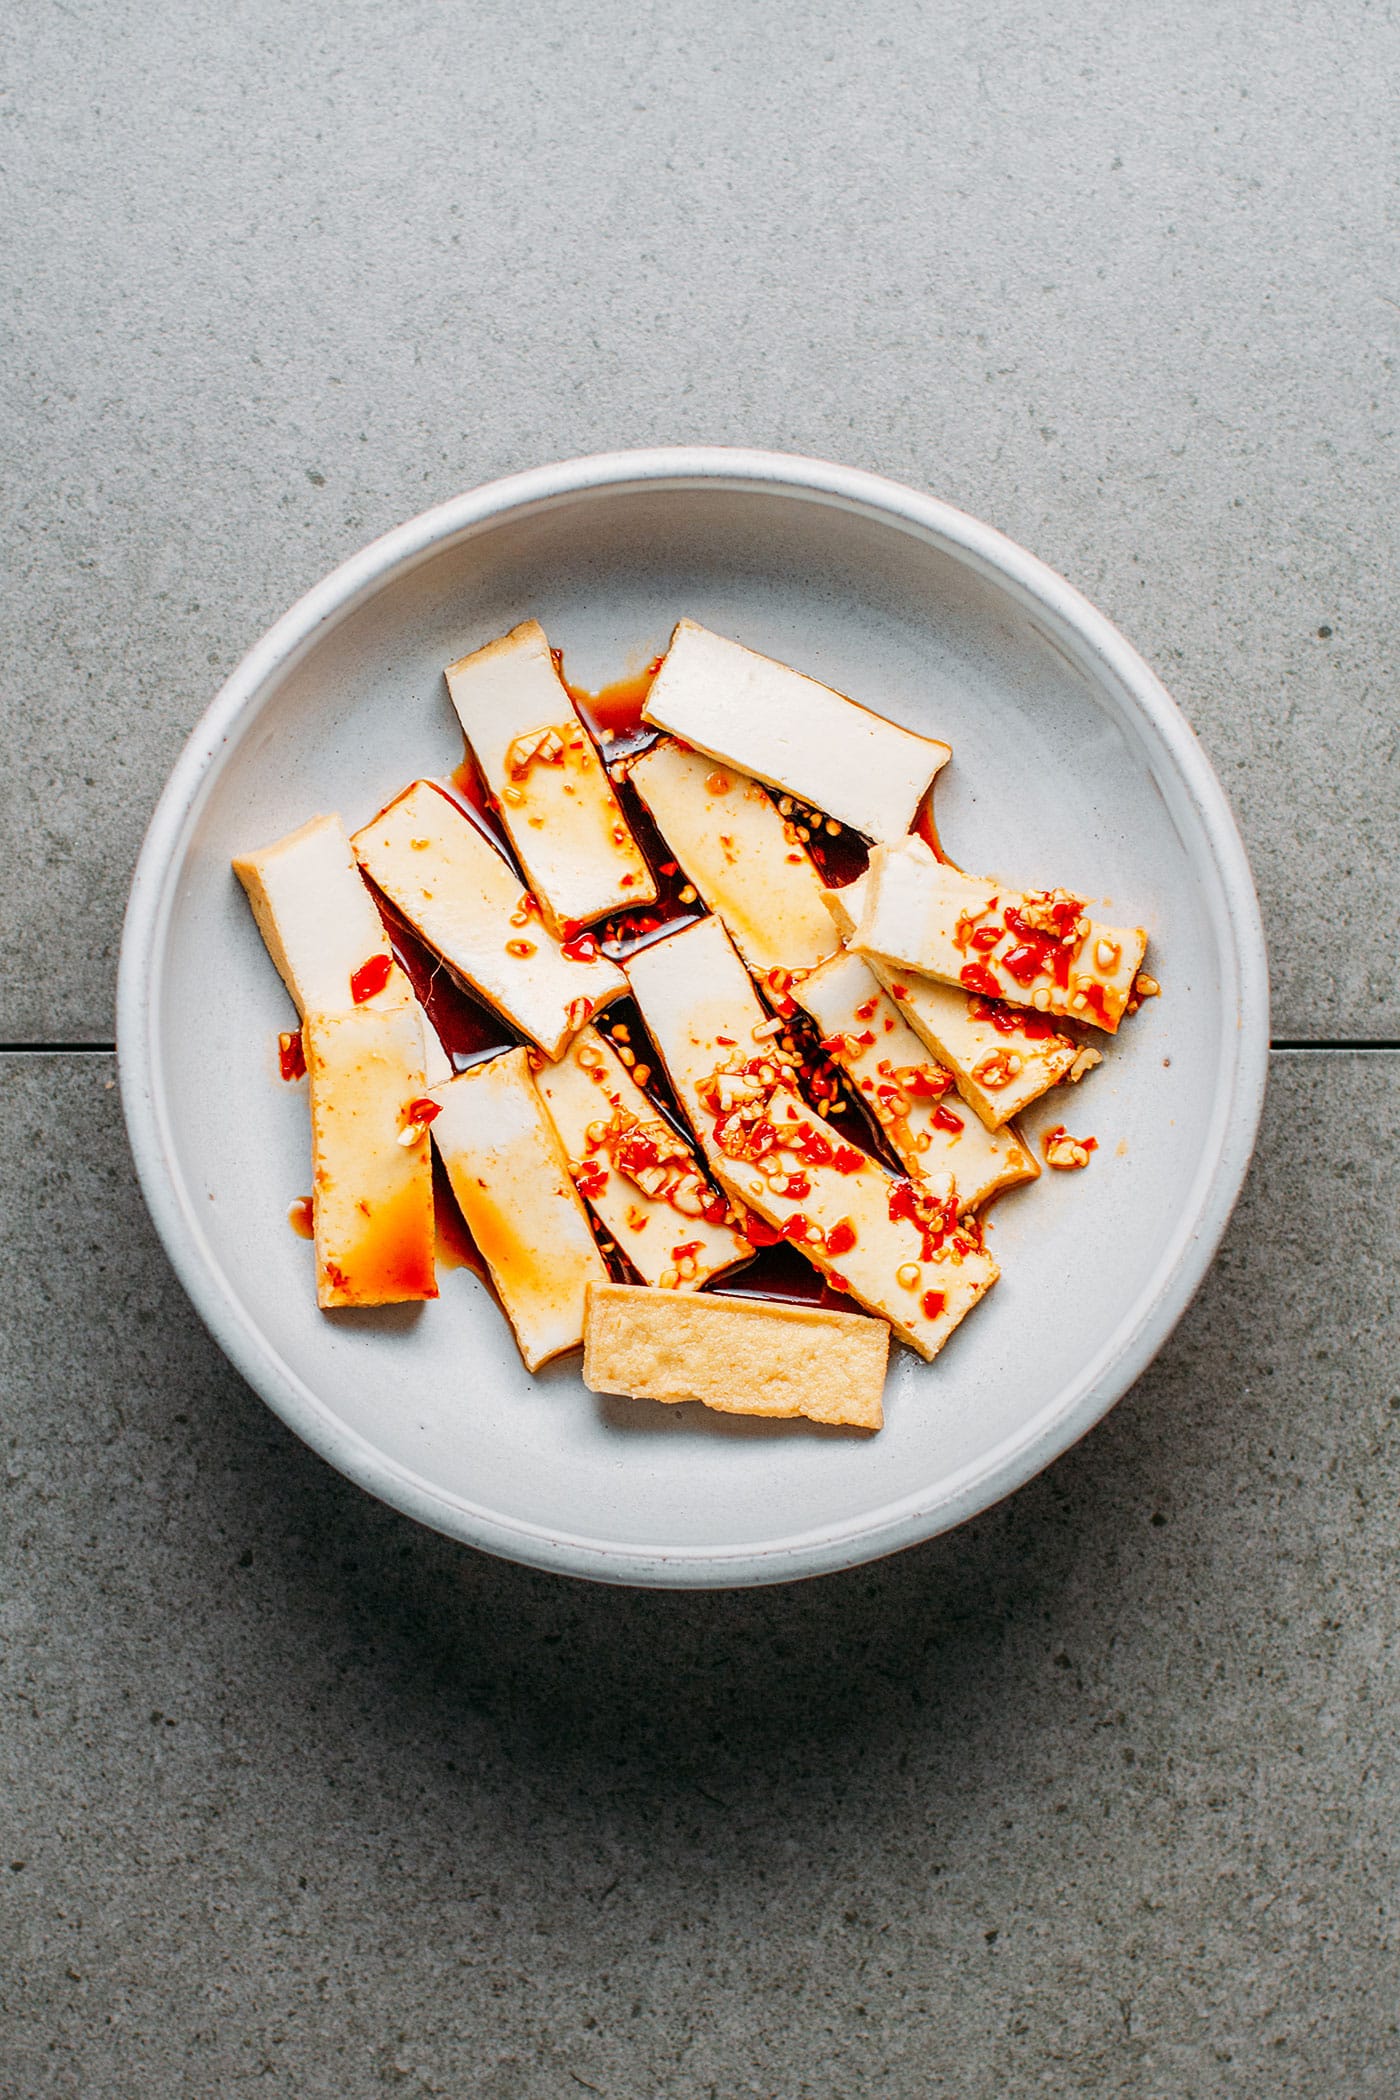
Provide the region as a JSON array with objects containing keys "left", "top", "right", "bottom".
[
  {"left": 352, "top": 781, "right": 625, "bottom": 1061},
  {"left": 792, "top": 950, "right": 1038, "bottom": 1209},
  {"left": 826, "top": 879, "right": 1079, "bottom": 1128},
  {"left": 852, "top": 835, "right": 1147, "bottom": 1034},
  {"left": 303, "top": 1004, "right": 437, "bottom": 1309},
  {"left": 444, "top": 620, "right": 654, "bottom": 933},
  {"left": 535, "top": 1026, "right": 751, "bottom": 1290},
  {"left": 233, "top": 812, "right": 450, "bottom": 1084},
  {"left": 583, "top": 1283, "right": 887, "bottom": 1430},
  {"left": 642, "top": 619, "right": 950, "bottom": 842},
  {"left": 625, "top": 917, "right": 998, "bottom": 1361},
  {"left": 428, "top": 1047, "right": 608, "bottom": 1371}
]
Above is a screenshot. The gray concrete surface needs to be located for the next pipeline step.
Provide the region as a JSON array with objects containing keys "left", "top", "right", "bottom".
[
  {"left": 2, "top": 0, "right": 1398, "bottom": 1039},
  {"left": 4, "top": 2, "right": 1399, "bottom": 2094},
  {"left": 2, "top": 1051, "right": 1397, "bottom": 2095}
]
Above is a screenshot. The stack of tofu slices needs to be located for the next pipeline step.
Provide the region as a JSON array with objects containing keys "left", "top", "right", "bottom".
[{"left": 235, "top": 617, "right": 1149, "bottom": 1434}]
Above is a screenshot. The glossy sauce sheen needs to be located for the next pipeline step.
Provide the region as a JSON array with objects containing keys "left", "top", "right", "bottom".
[{"left": 335, "top": 652, "right": 943, "bottom": 1317}]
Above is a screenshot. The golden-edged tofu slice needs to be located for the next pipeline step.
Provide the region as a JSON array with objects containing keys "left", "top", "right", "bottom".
[
  {"left": 852, "top": 835, "right": 1148, "bottom": 1034},
  {"left": 303, "top": 1004, "right": 437, "bottom": 1309},
  {"left": 793, "top": 950, "right": 1038, "bottom": 1209},
  {"left": 583, "top": 1283, "right": 888, "bottom": 1430},
  {"left": 625, "top": 917, "right": 998, "bottom": 1361},
  {"left": 826, "top": 878, "right": 1080, "bottom": 1128},
  {"left": 351, "top": 781, "right": 626, "bottom": 1060},
  {"left": 444, "top": 620, "right": 654, "bottom": 933},
  {"left": 234, "top": 812, "right": 452, "bottom": 1087},
  {"left": 627, "top": 739, "right": 839, "bottom": 976},
  {"left": 428, "top": 1047, "right": 608, "bottom": 1371},
  {"left": 642, "top": 620, "right": 951, "bottom": 842},
  {"left": 534, "top": 1025, "right": 751, "bottom": 1290}
]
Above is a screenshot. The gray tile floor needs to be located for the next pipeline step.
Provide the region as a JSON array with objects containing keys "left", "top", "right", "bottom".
[{"left": 3, "top": 3, "right": 1396, "bottom": 2094}]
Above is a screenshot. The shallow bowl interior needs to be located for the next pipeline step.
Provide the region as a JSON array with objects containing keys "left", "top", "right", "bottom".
[{"left": 119, "top": 451, "right": 1267, "bottom": 1586}]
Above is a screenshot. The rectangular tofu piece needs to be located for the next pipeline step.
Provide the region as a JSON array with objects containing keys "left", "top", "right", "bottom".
[
  {"left": 233, "top": 811, "right": 413, "bottom": 1017},
  {"left": 233, "top": 812, "right": 452, "bottom": 1086},
  {"left": 627, "top": 739, "right": 839, "bottom": 976},
  {"left": 625, "top": 917, "right": 998, "bottom": 1361},
  {"left": 534, "top": 1026, "right": 751, "bottom": 1290},
  {"left": 825, "top": 877, "right": 1077, "bottom": 1129},
  {"left": 303, "top": 1004, "right": 438, "bottom": 1309},
  {"left": 792, "top": 951, "right": 1038, "bottom": 1209},
  {"left": 642, "top": 619, "right": 950, "bottom": 842},
  {"left": 352, "top": 781, "right": 626, "bottom": 1060},
  {"left": 583, "top": 1283, "right": 888, "bottom": 1430},
  {"left": 444, "top": 620, "right": 655, "bottom": 933},
  {"left": 852, "top": 835, "right": 1147, "bottom": 1033},
  {"left": 428, "top": 1047, "right": 608, "bottom": 1371}
]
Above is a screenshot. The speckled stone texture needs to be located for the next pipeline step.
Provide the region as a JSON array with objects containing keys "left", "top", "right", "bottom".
[
  {"left": 1, "top": 1050, "right": 1396, "bottom": 2097},
  {"left": 2, "top": 0, "right": 1397, "bottom": 1040},
  {"left": 4, "top": 0, "right": 1398, "bottom": 2089}
]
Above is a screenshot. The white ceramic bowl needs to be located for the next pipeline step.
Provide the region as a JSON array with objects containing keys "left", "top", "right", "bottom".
[{"left": 118, "top": 449, "right": 1268, "bottom": 1588}]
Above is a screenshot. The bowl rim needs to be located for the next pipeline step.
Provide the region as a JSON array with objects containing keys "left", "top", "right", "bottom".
[{"left": 117, "top": 446, "right": 1270, "bottom": 1588}]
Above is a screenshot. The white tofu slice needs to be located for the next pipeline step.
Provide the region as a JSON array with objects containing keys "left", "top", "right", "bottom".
[
  {"left": 641, "top": 619, "right": 951, "bottom": 842},
  {"left": 825, "top": 877, "right": 1077, "bottom": 1129},
  {"left": 351, "top": 781, "right": 626, "bottom": 1060},
  {"left": 303, "top": 1004, "right": 438, "bottom": 1310},
  {"left": 625, "top": 917, "right": 998, "bottom": 1361},
  {"left": 233, "top": 812, "right": 414, "bottom": 1017},
  {"left": 852, "top": 835, "right": 1148, "bottom": 1034},
  {"left": 444, "top": 620, "right": 655, "bottom": 933},
  {"left": 534, "top": 1026, "right": 750, "bottom": 1291},
  {"left": 792, "top": 951, "right": 1038, "bottom": 1209},
  {"left": 583, "top": 1283, "right": 887, "bottom": 1430},
  {"left": 428, "top": 1047, "right": 608, "bottom": 1371},
  {"left": 627, "top": 739, "right": 839, "bottom": 976},
  {"left": 233, "top": 812, "right": 453, "bottom": 1087}
]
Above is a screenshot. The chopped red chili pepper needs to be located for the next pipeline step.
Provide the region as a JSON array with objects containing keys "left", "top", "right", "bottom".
[
  {"left": 701, "top": 1192, "right": 730, "bottom": 1226},
  {"left": 831, "top": 1145, "right": 865, "bottom": 1174},
  {"left": 931, "top": 1103, "right": 965, "bottom": 1134},
  {"left": 350, "top": 953, "right": 393, "bottom": 1003},
  {"left": 671, "top": 1240, "right": 703, "bottom": 1261},
  {"left": 574, "top": 1161, "right": 608, "bottom": 1201},
  {"left": 921, "top": 1289, "right": 947, "bottom": 1319},
  {"left": 1000, "top": 940, "right": 1046, "bottom": 985},
  {"left": 740, "top": 1210, "right": 783, "bottom": 1248},
  {"left": 826, "top": 1219, "right": 857, "bottom": 1257},
  {"left": 827, "top": 1271, "right": 850, "bottom": 1293},
  {"left": 960, "top": 962, "right": 1002, "bottom": 1001},
  {"left": 278, "top": 1029, "right": 306, "bottom": 1082},
  {"left": 784, "top": 1172, "right": 812, "bottom": 1200},
  {"left": 970, "top": 998, "right": 1060, "bottom": 1041},
  {"left": 970, "top": 925, "right": 1002, "bottom": 952},
  {"left": 904, "top": 1066, "right": 952, "bottom": 1099},
  {"left": 790, "top": 1126, "right": 833, "bottom": 1167},
  {"left": 405, "top": 1097, "right": 441, "bottom": 1126},
  {"left": 781, "top": 1213, "right": 812, "bottom": 1243},
  {"left": 562, "top": 931, "right": 600, "bottom": 963}
]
